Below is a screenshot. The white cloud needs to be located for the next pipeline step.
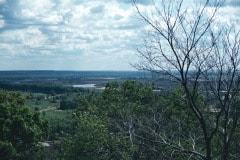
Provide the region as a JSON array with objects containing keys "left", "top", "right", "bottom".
[
  {"left": 41, "top": 12, "right": 63, "bottom": 24},
  {"left": 19, "top": 0, "right": 55, "bottom": 16},
  {"left": 90, "top": 4, "right": 105, "bottom": 14},
  {"left": 0, "top": 27, "right": 49, "bottom": 57},
  {"left": 217, "top": 6, "right": 240, "bottom": 23},
  {"left": 0, "top": 0, "right": 238, "bottom": 70},
  {"left": 0, "top": 19, "right": 4, "bottom": 28}
]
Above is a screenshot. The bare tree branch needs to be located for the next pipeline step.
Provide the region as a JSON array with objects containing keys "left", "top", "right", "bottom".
[{"left": 132, "top": 0, "right": 240, "bottom": 159}]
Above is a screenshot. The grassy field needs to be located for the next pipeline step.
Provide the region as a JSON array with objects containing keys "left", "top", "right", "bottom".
[
  {"left": 23, "top": 92, "right": 72, "bottom": 122},
  {"left": 24, "top": 92, "right": 60, "bottom": 110},
  {"left": 22, "top": 92, "right": 75, "bottom": 140}
]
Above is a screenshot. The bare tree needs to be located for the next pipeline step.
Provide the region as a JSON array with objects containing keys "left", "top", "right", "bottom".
[{"left": 132, "top": 0, "right": 240, "bottom": 159}]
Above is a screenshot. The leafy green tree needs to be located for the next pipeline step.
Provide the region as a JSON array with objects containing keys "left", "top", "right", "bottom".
[
  {"left": 62, "top": 111, "right": 131, "bottom": 160},
  {"left": 0, "top": 90, "right": 49, "bottom": 160},
  {"left": 0, "top": 140, "right": 18, "bottom": 160},
  {"left": 61, "top": 81, "right": 158, "bottom": 159},
  {"left": 98, "top": 81, "right": 165, "bottom": 159}
]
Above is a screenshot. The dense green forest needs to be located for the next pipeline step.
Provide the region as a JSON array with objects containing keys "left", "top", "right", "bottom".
[{"left": 1, "top": 80, "right": 240, "bottom": 159}]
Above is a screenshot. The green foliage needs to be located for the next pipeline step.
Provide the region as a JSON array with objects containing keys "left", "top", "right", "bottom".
[
  {"left": 62, "top": 112, "right": 131, "bottom": 160},
  {"left": 96, "top": 81, "right": 163, "bottom": 159},
  {"left": 45, "top": 110, "right": 74, "bottom": 140},
  {"left": 97, "top": 82, "right": 212, "bottom": 159},
  {"left": 0, "top": 82, "right": 86, "bottom": 94},
  {"left": 101, "top": 80, "right": 154, "bottom": 105},
  {"left": 60, "top": 99, "right": 77, "bottom": 110},
  {"left": 0, "top": 140, "right": 18, "bottom": 160},
  {"left": 24, "top": 93, "right": 55, "bottom": 110},
  {"left": 0, "top": 90, "right": 49, "bottom": 159},
  {"left": 60, "top": 81, "right": 157, "bottom": 159},
  {"left": 10, "top": 80, "right": 239, "bottom": 159},
  {"left": 100, "top": 81, "right": 155, "bottom": 119}
]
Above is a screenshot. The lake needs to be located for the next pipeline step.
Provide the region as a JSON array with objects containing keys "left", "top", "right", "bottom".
[{"left": 73, "top": 84, "right": 96, "bottom": 88}]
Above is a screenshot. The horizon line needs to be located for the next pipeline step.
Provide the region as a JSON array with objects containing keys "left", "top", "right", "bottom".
[{"left": 0, "top": 69, "right": 144, "bottom": 72}]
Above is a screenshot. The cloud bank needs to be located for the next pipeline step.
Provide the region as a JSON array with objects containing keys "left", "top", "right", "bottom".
[{"left": 0, "top": 0, "right": 239, "bottom": 70}]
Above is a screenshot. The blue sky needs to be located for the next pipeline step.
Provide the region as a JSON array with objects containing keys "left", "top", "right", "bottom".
[{"left": 0, "top": 0, "right": 239, "bottom": 71}]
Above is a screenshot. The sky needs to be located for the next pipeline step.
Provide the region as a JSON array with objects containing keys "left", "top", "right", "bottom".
[{"left": 0, "top": 0, "right": 239, "bottom": 71}]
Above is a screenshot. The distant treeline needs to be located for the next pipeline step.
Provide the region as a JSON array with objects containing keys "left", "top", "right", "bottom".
[{"left": 0, "top": 82, "right": 87, "bottom": 94}]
